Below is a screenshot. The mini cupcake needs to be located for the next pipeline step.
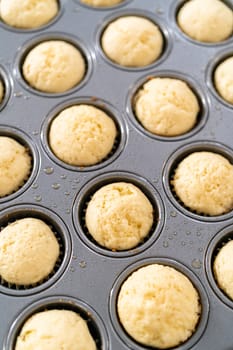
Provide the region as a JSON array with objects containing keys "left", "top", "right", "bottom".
[
  {"left": 85, "top": 182, "right": 153, "bottom": 250},
  {"left": 15, "top": 309, "right": 96, "bottom": 350},
  {"left": 0, "top": 218, "right": 59, "bottom": 285},
  {"left": 102, "top": 16, "right": 163, "bottom": 67}
]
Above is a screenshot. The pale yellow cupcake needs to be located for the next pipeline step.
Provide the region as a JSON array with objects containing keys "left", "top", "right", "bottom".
[
  {"left": 214, "top": 240, "right": 233, "bottom": 300},
  {"left": 0, "top": 0, "right": 58, "bottom": 29},
  {"left": 85, "top": 182, "right": 153, "bottom": 250},
  {"left": 81, "top": 0, "right": 123, "bottom": 7},
  {"left": 214, "top": 56, "right": 233, "bottom": 104},
  {"left": 15, "top": 309, "right": 96, "bottom": 350},
  {"left": 118, "top": 264, "right": 200, "bottom": 349},
  {"left": 49, "top": 105, "right": 117, "bottom": 166},
  {"left": 101, "top": 16, "right": 163, "bottom": 67},
  {"left": 134, "top": 77, "right": 200, "bottom": 136},
  {"left": 23, "top": 40, "right": 85, "bottom": 93},
  {"left": 0, "top": 218, "right": 59, "bottom": 285},
  {"left": 0, "top": 79, "right": 3, "bottom": 103},
  {"left": 178, "top": 0, "right": 233, "bottom": 43},
  {"left": 172, "top": 152, "right": 233, "bottom": 216},
  {"left": 0, "top": 136, "right": 31, "bottom": 197}
]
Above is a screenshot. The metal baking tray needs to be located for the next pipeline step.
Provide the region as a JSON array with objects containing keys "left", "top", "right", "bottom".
[{"left": 0, "top": 0, "right": 233, "bottom": 349}]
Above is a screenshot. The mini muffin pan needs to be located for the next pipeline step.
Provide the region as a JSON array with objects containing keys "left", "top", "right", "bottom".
[{"left": 0, "top": 0, "right": 233, "bottom": 349}]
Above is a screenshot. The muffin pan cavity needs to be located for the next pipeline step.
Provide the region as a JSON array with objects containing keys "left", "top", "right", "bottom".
[
  {"left": 0, "top": 0, "right": 63, "bottom": 33},
  {"left": 163, "top": 141, "right": 233, "bottom": 222},
  {"left": 14, "top": 32, "right": 93, "bottom": 97},
  {"left": 110, "top": 258, "right": 209, "bottom": 350},
  {"left": 171, "top": 0, "right": 233, "bottom": 47},
  {"left": 0, "top": 126, "right": 38, "bottom": 203},
  {"left": 78, "top": 0, "right": 132, "bottom": 11},
  {"left": 0, "top": 66, "right": 12, "bottom": 112},
  {"left": 41, "top": 97, "right": 126, "bottom": 171},
  {"left": 73, "top": 172, "right": 164, "bottom": 257},
  {"left": 0, "top": 205, "right": 71, "bottom": 296},
  {"left": 4, "top": 296, "right": 108, "bottom": 350},
  {"left": 127, "top": 70, "right": 209, "bottom": 141},
  {"left": 96, "top": 9, "right": 172, "bottom": 71},
  {"left": 207, "top": 49, "right": 233, "bottom": 109},
  {"left": 206, "top": 225, "right": 233, "bottom": 309}
]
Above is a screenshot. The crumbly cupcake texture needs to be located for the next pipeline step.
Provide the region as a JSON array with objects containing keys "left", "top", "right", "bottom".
[
  {"left": 214, "top": 56, "right": 233, "bottom": 105},
  {"left": 0, "top": 136, "right": 31, "bottom": 197},
  {"left": 134, "top": 77, "right": 200, "bottom": 136},
  {"left": 0, "top": 0, "right": 58, "bottom": 29},
  {"left": 23, "top": 40, "right": 85, "bottom": 93},
  {"left": 0, "top": 218, "right": 59, "bottom": 285},
  {"left": 118, "top": 264, "right": 201, "bottom": 349},
  {"left": 49, "top": 105, "right": 117, "bottom": 166},
  {"left": 85, "top": 182, "right": 153, "bottom": 250},
  {"left": 81, "top": 0, "right": 123, "bottom": 7},
  {"left": 214, "top": 240, "right": 233, "bottom": 300},
  {"left": 177, "top": 0, "right": 233, "bottom": 43},
  {"left": 15, "top": 309, "right": 96, "bottom": 350},
  {"left": 0, "top": 79, "right": 3, "bottom": 103},
  {"left": 101, "top": 16, "right": 163, "bottom": 67},
  {"left": 172, "top": 152, "right": 233, "bottom": 216}
]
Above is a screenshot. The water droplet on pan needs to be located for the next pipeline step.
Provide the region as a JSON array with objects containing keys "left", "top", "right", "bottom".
[
  {"left": 79, "top": 261, "right": 86, "bottom": 268},
  {"left": 14, "top": 91, "right": 23, "bottom": 98},
  {"left": 44, "top": 167, "right": 54, "bottom": 175},
  {"left": 156, "top": 8, "right": 164, "bottom": 15},
  {"left": 34, "top": 195, "right": 42, "bottom": 202},
  {"left": 163, "top": 241, "right": 169, "bottom": 248},
  {"left": 52, "top": 183, "right": 60, "bottom": 190},
  {"left": 191, "top": 259, "right": 202, "bottom": 269},
  {"left": 170, "top": 211, "right": 177, "bottom": 217}
]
